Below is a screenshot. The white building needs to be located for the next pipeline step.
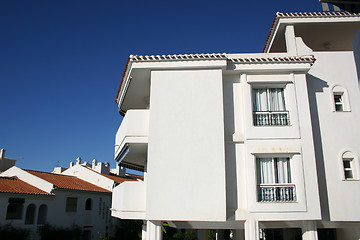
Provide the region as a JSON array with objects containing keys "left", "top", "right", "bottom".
[
  {"left": 0, "top": 151, "right": 139, "bottom": 240},
  {"left": 111, "top": 12, "right": 360, "bottom": 240}
]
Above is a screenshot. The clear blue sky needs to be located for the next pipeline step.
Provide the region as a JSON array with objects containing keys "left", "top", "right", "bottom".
[{"left": 0, "top": 0, "right": 322, "bottom": 172}]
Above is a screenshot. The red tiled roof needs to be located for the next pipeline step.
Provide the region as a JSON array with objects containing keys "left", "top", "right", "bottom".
[
  {"left": 126, "top": 173, "right": 144, "bottom": 181},
  {"left": 26, "top": 170, "right": 111, "bottom": 193},
  {"left": 84, "top": 166, "right": 138, "bottom": 184},
  {"left": 230, "top": 55, "right": 316, "bottom": 65},
  {"left": 115, "top": 53, "right": 227, "bottom": 103},
  {"left": 103, "top": 173, "right": 133, "bottom": 184},
  {"left": 0, "top": 176, "right": 52, "bottom": 195}
]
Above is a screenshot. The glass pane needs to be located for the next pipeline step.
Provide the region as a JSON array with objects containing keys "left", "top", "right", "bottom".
[
  {"left": 345, "top": 170, "right": 353, "bottom": 179},
  {"left": 335, "top": 104, "right": 343, "bottom": 111},
  {"left": 334, "top": 94, "right": 342, "bottom": 103},
  {"left": 343, "top": 160, "right": 351, "bottom": 168}
]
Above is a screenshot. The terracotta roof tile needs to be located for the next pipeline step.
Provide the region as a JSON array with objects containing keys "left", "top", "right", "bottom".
[
  {"left": 129, "top": 53, "right": 227, "bottom": 62},
  {"left": 83, "top": 166, "right": 139, "bottom": 184},
  {"left": 26, "top": 170, "right": 111, "bottom": 193},
  {"left": 229, "top": 55, "right": 316, "bottom": 65},
  {"left": 0, "top": 176, "right": 52, "bottom": 195}
]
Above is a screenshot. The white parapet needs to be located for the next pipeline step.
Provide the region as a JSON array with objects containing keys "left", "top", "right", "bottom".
[
  {"left": 111, "top": 180, "right": 146, "bottom": 220},
  {"left": 114, "top": 109, "right": 149, "bottom": 159}
]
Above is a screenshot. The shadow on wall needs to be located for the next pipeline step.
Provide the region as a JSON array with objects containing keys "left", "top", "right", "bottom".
[
  {"left": 222, "top": 76, "right": 240, "bottom": 219},
  {"left": 306, "top": 73, "right": 330, "bottom": 221},
  {"left": 353, "top": 29, "right": 360, "bottom": 88}
]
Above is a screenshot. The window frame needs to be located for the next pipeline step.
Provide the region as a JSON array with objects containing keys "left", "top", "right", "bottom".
[
  {"left": 334, "top": 93, "right": 344, "bottom": 111},
  {"left": 65, "top": 197, "right": 78, "bottom": 213},
  {"left": 339, "top": 151, "right": 359, "bottom": 181},
  {"left": 343, "top": 158, "right": 354, "bottom": 180},
  {"left": 251, "top": 87, "right": 290, "bottom": 126},
  {"left": 330, "top": 85, "right": 351, "bottom": 112},
  {"left": 255, "top": 156, "right": 296, "bottom": 202}
]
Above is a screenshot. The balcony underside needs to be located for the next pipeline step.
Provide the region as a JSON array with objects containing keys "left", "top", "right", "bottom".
[{"left": 116, "top": 143, "right": 147, "bottom": 171}]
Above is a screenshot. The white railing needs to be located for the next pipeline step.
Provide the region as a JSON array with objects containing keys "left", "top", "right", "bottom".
[
  {"left": 257, "top": 184, "right": 296, "bottom": 202},
  {"left": 253, "top": 111, "right": 289, "bottom": 126}
]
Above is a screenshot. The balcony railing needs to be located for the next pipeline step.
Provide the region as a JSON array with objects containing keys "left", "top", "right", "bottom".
[
  {"left": 253, "top": 111, "right": 290, "bottom": 126},
  {"left": 257, "top": 184, "right": 296, "bottom": 202}
]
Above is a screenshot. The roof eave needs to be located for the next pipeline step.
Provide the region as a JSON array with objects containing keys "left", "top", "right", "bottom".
[{"left": 115, "top": 57, "right": 131, "bottom": 105}]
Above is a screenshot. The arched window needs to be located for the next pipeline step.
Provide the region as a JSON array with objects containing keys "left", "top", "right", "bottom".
[
  {"left": 37, "top": 204, "right": 48, "bottom": 225},
  {"left": 331, "top": 85, "right": 351, "bottom": 112},
  {"left": 341, "top": 151, "right": 358, "bottom": 180},
  {"left": 85, "top": 198, "right": 92, "bottom": 210},
  {"left": 25, "top": 204, "right": 36, "bottom": 224}
]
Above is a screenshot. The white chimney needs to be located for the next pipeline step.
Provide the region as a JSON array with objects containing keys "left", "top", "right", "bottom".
[
  {"left": 70, "top": 161, "right": 74, "bottom": 167},
  {"left": 76, "top": 157, "right": 82, "bottom": 165},
  {"left": 0, "top": 149, "right": 5, "bottom": 159},
  {"left": 92, "top": 159, "right": 97, "bottom": 169}
]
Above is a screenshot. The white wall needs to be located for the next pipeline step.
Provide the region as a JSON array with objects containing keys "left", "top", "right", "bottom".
[
  {"left": 146, "top": 69, "right": 227, "bottom": 221},
  {"left": 222, "top": 71, "right": 321, "bottom": 221},
  {"left": 62, "top": 164, "right": 114, "bottom": 191},
  {"left": 307, "top": 51, "right": 360, "bottom": 222}
]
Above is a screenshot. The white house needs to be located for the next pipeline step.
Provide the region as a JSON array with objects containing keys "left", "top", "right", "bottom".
[
  {"left": 0, "top": 151, "right": 139, "bottom": 240},
  {"left": 111, "top": 11, "right": 360, "bottom": 240}
]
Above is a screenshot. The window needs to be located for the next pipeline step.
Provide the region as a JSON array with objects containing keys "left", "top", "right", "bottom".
[
  {"left": 252, "top": 88, "right": 289, "bottom": 126},
  {"left": 343, "top": 158, "right": 354, "bottom": 180},
  {"left": 65, "top": 197, "right": 78, "bottom": 212},
  {"left": 341, "top": 151, "right": 358, "bottom": 180},
  {"left": 334, "top": 93, "right": 344, "bottom": 111},
  {"left": 331, "top": 85, "right": 350, "bottom": 112},
  {"left": 256, "top": 157, "right": 296, "bottom": 202},
  {"left": 6, "top": 198, "right": 24, "bottom": 220},
  {"left": 25, "top": 204, "right": 36, "bottom": 224},
  {"left": 37, "top": 204, "right": 47, "bottom": 225},
  {"left": 98, "top": 198, "right": 102, "bottom": 215},
  {"left": 85, "top": 198, "right": 92, "bottom": 210}
]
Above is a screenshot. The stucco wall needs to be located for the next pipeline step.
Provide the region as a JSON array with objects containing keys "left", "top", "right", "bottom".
[
  {"left": 307, "top": 51, "right": 360, "bottom": 221},
  {"left": 146, "top": 69, "right": 227, "bottom": 221}
]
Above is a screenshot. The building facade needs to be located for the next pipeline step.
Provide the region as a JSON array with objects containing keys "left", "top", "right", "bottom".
[
  {"left": 111, "top": 12, "right": 360, "bottom": 240},
  {"left": 0, "top": 151, "right": 138, "bottom": 240}
]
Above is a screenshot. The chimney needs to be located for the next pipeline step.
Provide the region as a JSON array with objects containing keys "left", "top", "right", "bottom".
[
  {"left": 119, "top": 165, "right": 126, "bottom": 177},
  {"left": 92, "top": 159, "right": 97, "bottom": 169},
  {"left": 76, "top": 157, "right": 82, "bottom": 165},
  {"left": 0, "top": 149, "right": 5, "bottom": 159},
  {"left": 70, "top": 161, "right": 74, "bottom": 167}
]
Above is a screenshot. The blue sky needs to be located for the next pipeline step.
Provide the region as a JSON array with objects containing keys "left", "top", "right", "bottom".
[{"left": 1, "top": 0, "right": 322, "bottom": 172}]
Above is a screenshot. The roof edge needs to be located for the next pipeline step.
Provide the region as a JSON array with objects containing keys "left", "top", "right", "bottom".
[{"left": 263, "top": 11, "right": 360, "bottom": 53}]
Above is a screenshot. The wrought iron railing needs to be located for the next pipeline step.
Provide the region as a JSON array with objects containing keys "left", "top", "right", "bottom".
[
  {"left": 257, "top": 184, "right": 296, "bottom": 202},
  {"left": 253, "top": 111, "right": 290, "bottom": 126}
]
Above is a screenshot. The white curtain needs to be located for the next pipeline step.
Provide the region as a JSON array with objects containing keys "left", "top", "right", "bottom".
[
  {"left": 269, "top": 88, "right": 286, "bottom": 111},
  {"left": 276, "top": 158, "right": 290, "bottom": 183},
  {"left": 253, "top": 88, "right": 286, "bottom": 112},
  {"left": 253, "top": 89, "right": 268, "bottom": 111},
  {"left": 257, "top": 157, "right": 291, "bottom": 184},
  {"left": 257, "top": 158, "right": 275, "bottom": 184}
]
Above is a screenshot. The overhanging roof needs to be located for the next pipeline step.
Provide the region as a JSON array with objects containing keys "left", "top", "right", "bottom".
[{"left": 263, "top": 12, "right": 360, "bottom": 53}]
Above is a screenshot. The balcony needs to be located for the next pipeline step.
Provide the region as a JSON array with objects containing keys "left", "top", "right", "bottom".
[
  {"left": 111, "top": 181, "right": 146, "bottom": 219},
  {"left": 253, "top": 111, "right": 290, "bottom": 126},
  {"left": 257, "top": 184, "right": 296, "bottom": 202},
  {"left": 114, "top": 110, "right": 149, "bottom": 170}
]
